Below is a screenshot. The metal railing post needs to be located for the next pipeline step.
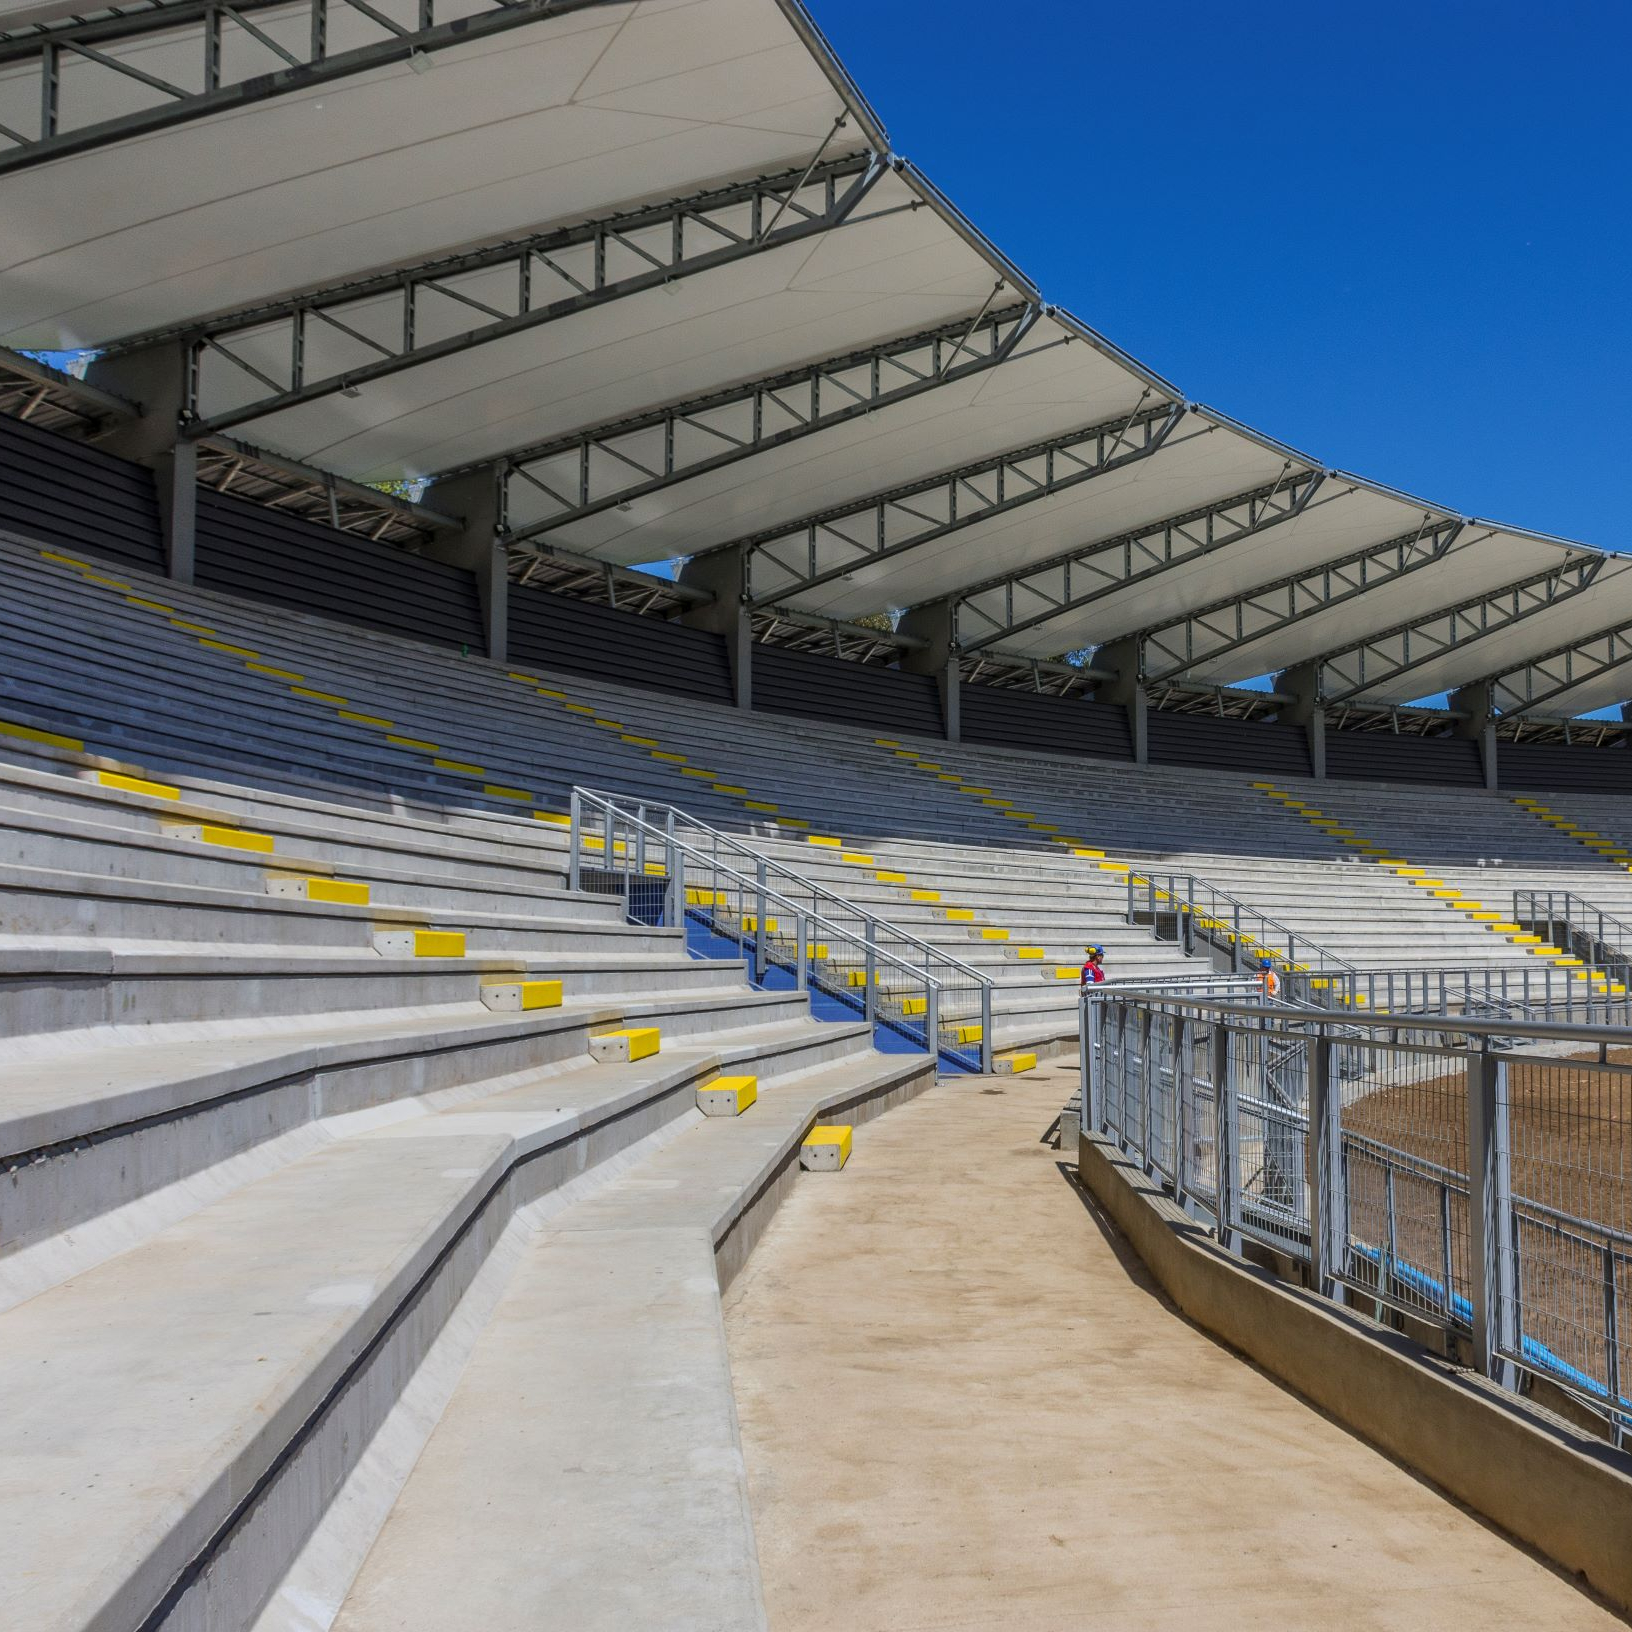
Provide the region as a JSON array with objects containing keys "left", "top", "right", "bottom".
[
  {"left": 1213, "top": 1019, "right": 1240, "bottom": 1253},
  {"left": 754, "top": 858, "right": 768, "bottom": 982},
  {"left": 864, "top": 918, "right": 877, "bottom": 1025},
  {"left": 568, "top": 788, "right": 583, "bottom": 892},
  {"left": 925, "top": 979, "right": 940, "bottom": 1072},
  {"left": 980, "top": 981, "right": 993, "bottom": 1073},
  {"left": 1467, "top": 1045, "right": 1518, "bottom": 1388},
  {"left": 795, "top": 910, "right": 809, "bottom": 992},
  {"left": 1137, "top": 1004, "right": 1154, "bottom": 1167},
  {"left": 1081, "top": 992, "right": 1098, "bottom": 1132},
  {"left": 1307, "top": 1028, "right": 1345, "bottom": 1300}
]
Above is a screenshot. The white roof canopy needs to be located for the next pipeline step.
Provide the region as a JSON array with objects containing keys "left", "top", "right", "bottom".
[{"left": 0, "top": 0, "right": 1623, "bottom": 716}]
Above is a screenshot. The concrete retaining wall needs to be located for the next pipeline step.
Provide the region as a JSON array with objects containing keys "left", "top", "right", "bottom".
[{"left": 1078, "top": 1130, "right": 1632, "bottom": 1615}]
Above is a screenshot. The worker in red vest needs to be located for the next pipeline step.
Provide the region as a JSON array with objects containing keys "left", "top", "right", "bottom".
[{"left": 1080, "top": 945, "right": 1106, "bottom": 988}]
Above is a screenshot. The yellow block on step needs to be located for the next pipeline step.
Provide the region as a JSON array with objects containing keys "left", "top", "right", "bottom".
[
  {"left": 564, "top": 703, "right": 594, "bottom": 714},
  {"left": 686, "top": 888, "right": 722, "bottom": 907},
  {"left": 1490, "top": 921, "right": 1522, "bottom": 933},
  {"left": 874, "top": 738, "right": 900, "bottom": 747},
  {"left": 977, "top": 927, "right": 1009, "bottom": 941},
  {"left": 98, "top": 770, "right": 180, "bottom": 800},
  {"left": 745, "top": 800, "right": 778, "bottom": 813},
  {"left": 432, "top": 758, "right": 484, "bottom": 775},
  {"left": 480, "top": 978, "right": 562, "bottom": 1012},
  {"left": 899, "top": 996, "right": 927, "bottom": 1017},
  {"left": 267, "top": 875, "right": 370, "bottom": 907},
  {"left": 697, "top": 1074, "right": 758, "bottom": 1117},
  {"left": 714, "top": 784, "right": 748, "bottom": 796},
  {"left": 808, "top": 835, "right": 842, "bottom": 847},
  {"left": 534, "top": 811, "right": 571, "bottom": 826},
  {"left": 484, "top": 784, "right": 532, "bottom": 801},
  {"left": 589, "top": 1027, "right": 661, "bottom": 1065},
  {"left": 506, "top": 671, "right": 540, "bottom": 684},
  {"left": 247, "top": 661, "right": 303, "bottom": 681},
  {"left": 680, "top": 767, "right": 715, "bottom": 779},
  {"left": 201, "top": 638, "right": 258, "bottom": 657},
  {"left": 652, "top": 751, "right": 687, "bottom": 763},
  {"left": 995, "top": 1051, "right": 1038, "bottom": 1075},
  {"left": 1469, "top": 911, "right": 1502, "bottom": 922},
  {"left": 844, "top": 970, "right": 881, "bottom": 987},
  {"left": 338, "top": 710, "right": 392, "bottom": 727},
  {"left": 910, "top": 889, "right": 940, "bottom": 902},
  {"left": 387, "top": 734, "right": 440, "bottom": 751},
  {"left": 536, "top": 687, "right": 566, "bottom": 700},
  {"left": 1013, "top": 947, "right": 1044, "bottom": 959},
  {"left": 800, "top": 1124, "right": 852, "bottom": 1170},
  {"left": 1, "top": 719, "right": 84, "bottom": 750},
  {"left": 841, "top": 852, "right": 874, "bottom": 865},
  {"left": 127, "top": 596, "right": 174, "bottom": 613},
  {"left": 592, "top": 718, "right": 623, "bottom": 730},
  {"left": 740, "top": 916, "right": 778, "bottom": 934},
  {"left": 875, "top": 871, "right": 907, "bottom": 884},
  {"left": 291, "top": 686, "right": 347, "bottom": 704},
  {"left": 1055, "top": 967, "right": 1078, "bottom": 980},
  {"left": 943, "top": 908, "right": 974, "bottom": 922},
  {"left": 980, "top": 797, "right": 1012, "bottom": 808},
  {"left": 1072, "top": 847, "right": 1105, "bottom": 859},
  {"left": 1097, "top": 861, "right": 1130, "bottom": 873},
  {"left": 948, "top": 1023, "right": 983, "bottom": 1045},
  {"left": 413, "top": 930, "right": 466, "bottom": 958},
  {"left": 185, "top": 824, "right": 275, "bottom": 854}
]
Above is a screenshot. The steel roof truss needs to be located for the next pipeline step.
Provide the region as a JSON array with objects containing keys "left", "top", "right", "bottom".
[
  {"left": 1489, "top": 618, "right": 1632, "bottom": 717},
  {"left": 952, "top": 465, "right": 1325, "bottom": 654},
  {"left": 1316, "top": 556, "right": 1607, "bottom": 705},
  {"left": 1138, "top": 515, "right": 1466, "bottom": 683},
  {"left": 149, "top": 149, "right": 890, "bottom": 437},
  {"left": 497, "top": 297, "right": 1046, "bottom": 545},
  {"left": 742, "top": 395, "right": 1184, "bottom": 606},
  {"left": 0, "top": 0, "right": 616, "bottom": 175}
]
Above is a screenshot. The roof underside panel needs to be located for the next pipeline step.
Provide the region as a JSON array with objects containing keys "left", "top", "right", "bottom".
[
  {"left": 770, "top": 417, "right": 1294, "bottom": 624},
  {"left": 197, "top": 170, "right": 1016, "bottom": 481},
  {"left": 0, "top": 0, "right": 862, "bottom": 347}
]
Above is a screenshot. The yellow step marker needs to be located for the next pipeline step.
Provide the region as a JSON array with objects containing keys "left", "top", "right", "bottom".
[
  {"left": 592, "top": 717, "right": 624, "bottom": 729},
  {"left": 533, "top": 811, "right": 571, "bottom": 826},
  {"left": 1427, "top": 889, "right": 1462, "bottom": 899},
  {"left": 776, "top": 817, "right": 809, "bottom": 830},
  {"left": 291, "top": 686, "right": 347, "bottom": 704},
  {"left": 388, "top": 928, "right": 464, "bottom": 958},
  {"left": 432, "top": 758, "right": 484, "bottom": 775},
  {"left": 680, "top": 767, "right": 715, "bottom": 779},
  {"left": 695, "top": 1077, "right": 757, "bottom": 1116},
  {"left": 686, "top": 887, "right": 723, "bottom": 906},
  {"left": 977, "top": 927, "right": 1010, "bottom": 941},
  {"left": 621, "top": 734, "right": 660, "bottom": 747},
  {"left": 98, "top": 770, "right": 180, "bottom": 800},
  {"left": 168, "top": 618, "right": 215, "bottom": 635},
  {"left": 1489, "top": 921, "right": 1522, "bottom": 933},
  {"left": 964, "top": 785, "right": 994, "bottom": 795},
  {"left": 167, "top": 823, "right": 275, "bottom": 854},
  {"left": 386, "top": 735, "right": 440, "bottom": 752},
  {"left": 808, "top": 835, "right": 842, "bottom": 847},
  {"left": 1097, "top": 861, "right": 1130, "bottom": 873},
  {"left": 248, "top": 661, "right": 303, "bottom": 680},
  {"left": 943, "top": 908, "right": 975, "bottom": 922},
  {"left": 1, "top": 719, "right": 84, "bottom": 750},
  {"left": 916, "top": 760, "right": 941, "bottom": 770},
  {"left": 506, "top": 670, "right": 541, "bottom": 684},
  {"left": 483, "top": 784, "right": 532, "bottom": 801},
  {"left": 995, "top": 1051, "right": 1038, "bottom": 1076},
  {"left": 1012, "top": 947, "right": 1045, "bottom": 960},
  {"left": 1469, "top": 911, "right": 1502, "bottom": 922},
  {"left": 644, "top": 860, "right": 667, "bottom": 876},
  {"left": 948, "top": 1022, "right": 983, "bottom": 1045},
  {"left": 840, "top": 852, "right": 874, "bottom": 865},
  {"left": 41, "top": 548, "right": 94, "bottom": 568},
  {"left": 201, "top": 638, "right": 258, "bottom": 657},
  {"left": 844, "top": 970, "right": 882, "bottom": 987},
  {"left": 564, "top": 702, "right": 595, "bottom": 714},
  {"left": 589, "top": 1027, "right": 661, "bottom": 1064},
  {"left": 1071, "top": 847, "right": 1106, "bottom": 859},
  {"left": 266, "top": 875, "right": 370, "bottom": 907},
  {"left": 899, "top": 996, "right": 928, "bottom": 1016},
  {"left": 800, "top": 1124, "right": 852, "bottom": 1170},
  {"left": 480, "top": 978, "right": 562, "bottom": 1012},
  {"left": 875, "top": 870, "right": 908, "bottom": 884},
  {"left": 126, "top": 595, "right": 176, "bottom": 613},
  {"left": 740, "top": 916, "right": 778, "bottom": 934},
  {"left": 874, "top": 737, "right": 900, "bottom": 747},
  {"left": 936, "top": 773, "right": 961, "bottom": 783},
  {"left": 652, "top": 750, "right": 687, "bottom": 763},
  {"left": 745, "top": 800, "right": 778, "bottom": 813},
  {"left": 713, "top": 783, "right": 748, "bottom": 796},
  {"left": 980, "top": 797, "right": 1012, "bottom": 808},
  {"left": 338, "top": 709, "right": 393, "bottom": 728},
  {"left": 910, "top": 889, "right": 941, "bottom": 902},
  {"left": 536, "top": 686, "right": 567, "bottom": 700},
  {"left": 1054, "top": 967, "right": 1078, "bottom": 980}
]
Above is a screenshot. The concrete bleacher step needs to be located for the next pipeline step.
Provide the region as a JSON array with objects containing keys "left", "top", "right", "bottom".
[{"left": 0, "top": 1015, "right": 927, "bottom": 1632}]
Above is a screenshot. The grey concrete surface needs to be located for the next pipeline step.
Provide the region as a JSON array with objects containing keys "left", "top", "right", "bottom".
[{"left": 724, "top": 1061, "right": 1621, "bottom": 1631}]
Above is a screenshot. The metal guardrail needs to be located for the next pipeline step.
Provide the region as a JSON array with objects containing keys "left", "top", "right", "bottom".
[
  {"left": 569, "top": 787, "right": 995, "bottom": 1072},
  {"left": 1283, "top": 962, "right": 1632, "bottom": 1028},
  {"left": 1078, "top": 987, "right": 1632, "bottom": 1443},
  {"left": 1515, "top": 889, "right": 1632, "bottom": 988},
  {"left": 1125, "top": 869, "right": 1358, "bottom": 985}
]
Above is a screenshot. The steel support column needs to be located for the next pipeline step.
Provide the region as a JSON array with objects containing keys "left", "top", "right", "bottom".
[
  {"left": 1091, "top": 636, "right": 1147, "bottom": 764},
  {"left": 896, "top": 601, "right": 959, "bottom": 742},
  {"left": 678, "top": 546, "right": 752, "bottom": 710},
  {"left": 1273, "top": 662, "right": 1326, "bottom": 779},
  {"left": 420, "top": 467, "right": 507, "bottom": 661},
  {"left": 1450, "top": 679, "right": 1498, "bottom": 791}
]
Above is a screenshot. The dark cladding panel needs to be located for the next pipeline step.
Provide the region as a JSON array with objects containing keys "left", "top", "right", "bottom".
[
  {"left": 1499, "top": 739, "right": 1632, "bottom": 796},
  {"left": 753, "top": 644, "right": 942, "bottom": 737},
  {"left": 508, "top": 584, "right": 733, "bottom": 706},
  {"left": 194, "top": 491, "right": 482, "bottom": 650},
  {"left": 1148, "top": 709, "right": 1312, "bottom": 777},
  {"left": 0, "top": 414, "right": 162, "bottom": 571},
  {"left": 1327, "top": 729, "right": 1484, "bottom": 787},
  {"left": 960, "top": 683, "right": 1133, "bottom": 761}
]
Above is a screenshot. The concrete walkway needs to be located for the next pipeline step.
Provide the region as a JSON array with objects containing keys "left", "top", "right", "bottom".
[{"left": 723, "top": 1060, "right": 1621, "bottom": 1632}]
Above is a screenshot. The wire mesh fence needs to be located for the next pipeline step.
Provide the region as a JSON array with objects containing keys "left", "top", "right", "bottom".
[
  {"left": 570, "top": 787, "right": 995, "bottom": 1072},
  {"left": 1083, "top": 986, "right": 1632, "bottom": 1442}
]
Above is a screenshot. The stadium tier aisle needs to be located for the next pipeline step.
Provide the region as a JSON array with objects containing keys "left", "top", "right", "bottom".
[{"left": 724, "top": 1063, "right": 1622, "bottom": 1632}]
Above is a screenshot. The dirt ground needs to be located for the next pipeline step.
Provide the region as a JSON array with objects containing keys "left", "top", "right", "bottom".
[{"left": 723, "top": 1060, "right": 1622, "bottom": 1632}]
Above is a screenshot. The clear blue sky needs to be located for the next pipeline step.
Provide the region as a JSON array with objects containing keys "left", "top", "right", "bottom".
[{"left": 809, "top": 0, "right": 1632, "bottom": 551}]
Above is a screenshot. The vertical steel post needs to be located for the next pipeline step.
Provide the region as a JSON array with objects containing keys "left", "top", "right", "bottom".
[
  {"left": 754, "top": 858, "right": 768, "bottom": 982},
  {"left": 1467, "top": 1046, "right": 1518, "bottom": 1387},
  {"left": 1308, "top": 1029, "right": 1345, "bottom": 1298},
  {"left": 568, "top": 788, "right": 583, "bottom": 892},
  {"left": 1213, "top": 1018, "right": 1240, "bottom": 1252},
  {"left": 925, "top": 980, "right": 940, "bottom": 1072},
  {"left": 794, "top": 911, "right": 808, "bottom": 992},
  {"left": 1080, "top": 992, "right": 1095, "bottom": 1133},
  {"left": 980, "top": 980, "right": 993, "bottom": 1073},
  {"left": 1137, "top": 1005, "right": 1154, "bottom": 1168},
  {"left": 864, "top": 918, "right": 877, "bottom": 1025}
]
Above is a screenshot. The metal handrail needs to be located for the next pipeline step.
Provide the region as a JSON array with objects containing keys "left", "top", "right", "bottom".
[
  {"left": 1282, "top": 960, "right": 1632, "bottom": 1028},
  {"left": 1514, "top": 888, "right": 1632, "bottom": 983},
  {"left": 569, "top": 786, "right": 995, "bottom": 1071},
  {"left": 1125, "top": 868, "right": 1359, "bottom": 986}
]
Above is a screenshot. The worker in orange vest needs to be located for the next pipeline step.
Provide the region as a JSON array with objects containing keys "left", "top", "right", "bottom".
[{"left": 1258, "top": 955, "right": 1282, "bottom": 1000}]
